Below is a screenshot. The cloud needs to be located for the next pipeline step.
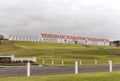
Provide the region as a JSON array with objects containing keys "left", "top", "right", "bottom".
[{"left": 0, "top": 0, "right": 120, "bottom": 40}]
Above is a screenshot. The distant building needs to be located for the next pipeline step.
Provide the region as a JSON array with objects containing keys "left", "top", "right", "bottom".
[
  {"left": 9, "top": 35, "right": 41, "bottom": 42},
  {"left": 110, "top": 42, "right": 117, "bottom": 47},
  {"left": 110, "top": 40, "right": 120, "bottom": 47},
  {"left": 8, "top": 33, "right": 110, "bottom": 46},
  {"left": 0, "top": 55, "right": 36, "bottom": 63},
  {"left": 40, "top": 33, "right": 110, "bottom": 46}
]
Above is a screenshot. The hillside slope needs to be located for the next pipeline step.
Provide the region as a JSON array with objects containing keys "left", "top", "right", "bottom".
[{"left": 0, "top": 40, "right": 120, "bottom": 65}]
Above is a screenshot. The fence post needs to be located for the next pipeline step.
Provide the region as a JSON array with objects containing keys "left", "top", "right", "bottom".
[
  {"left": 75, "top": 61, "right": 78, "bottom": 74},
  {"left": 79, "top": 60, "right": 82, "bottom": 65},
  {"left": 42, "top": 59, "right": 44, "bottom": 64},
  {"left": 109, "top": 60, "right": 112, "bottom": 72},
  {"left": 62, "top": 60, "right": 64, "bottom": 66},
  {"left": 95, "top": 60, "right": 97, "bottom": 65},
  {"left": 52, "top": 60, "right": 54, "bottom": 65},
  {"left": 27, "top": 62, "right": 30, "bottom": 77}
]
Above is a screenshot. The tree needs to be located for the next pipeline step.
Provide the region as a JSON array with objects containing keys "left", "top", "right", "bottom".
[
  {"left": 0, "top": 34, "right": 4, "bottom": 45},
  {"left": 0, "top": 34, "right": 4, "bottom": 40}
]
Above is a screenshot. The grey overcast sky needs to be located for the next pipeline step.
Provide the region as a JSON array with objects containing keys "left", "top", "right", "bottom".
[{"left": 0, "top": 0, "right": 120, "bottom": 40}]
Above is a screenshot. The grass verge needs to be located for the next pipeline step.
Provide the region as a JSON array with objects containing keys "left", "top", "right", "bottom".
[{"left": 0, "top": 71, "right": 120, "bottom": 81}]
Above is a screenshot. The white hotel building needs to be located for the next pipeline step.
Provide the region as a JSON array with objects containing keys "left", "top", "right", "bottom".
[
  {"left": 9, "top": 33, "right": 110, "bottom": 46},
  {"left": 40, "top": 33, "right": 110, "bottom": 46},
  {"left": 9, "top": 35, "right": 41, "bottom": 42}
]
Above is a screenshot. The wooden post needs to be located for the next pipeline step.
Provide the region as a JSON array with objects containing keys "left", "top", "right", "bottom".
[
  {"left": 27, "top": 62, "right": 30, "bottom": 77},
  {"left": 109, "top": 60, "right": 112, "bottom": 72},
  {"left": 42, "top": 59, "right": 44, "bottom": 64},
  {"left": 75, "top": 61, "right": 78, "bottom": 74},
  {"left": 52, "top": 60, "right": 54, "bottom": 65},
  {"left": 62, "top": 60, "right": 64, "bottom": 66},
  {"left": 79, "top": 60, "right": 82, "bottom": 65},
  {"left": 95, "top": 60, "right": 97, "bottom": 65}
]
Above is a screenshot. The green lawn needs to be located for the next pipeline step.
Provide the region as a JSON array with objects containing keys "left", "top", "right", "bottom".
[
  {"left": 0, "top": 40, "right": 120, "bottom": 66},
  {"left": 1, "top": 71, "right": 120, "bottom": 81}
]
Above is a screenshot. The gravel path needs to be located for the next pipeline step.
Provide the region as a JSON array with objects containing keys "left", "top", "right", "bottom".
[{"left": 0, "top": 64, "right": 120, "bottom": 77}]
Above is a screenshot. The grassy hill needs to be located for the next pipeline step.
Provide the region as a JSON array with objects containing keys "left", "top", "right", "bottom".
[{"left": 0, "top": 40, "right": 120, "bottom": 66}]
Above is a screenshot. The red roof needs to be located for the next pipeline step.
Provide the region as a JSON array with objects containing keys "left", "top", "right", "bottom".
[{"left": 41, "top": 33, "right": 109, "bottom": 42}]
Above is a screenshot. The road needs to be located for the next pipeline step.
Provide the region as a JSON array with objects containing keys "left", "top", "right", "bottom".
[{"left": 0, "top": 64, "right": 120, "bottom": 77}]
